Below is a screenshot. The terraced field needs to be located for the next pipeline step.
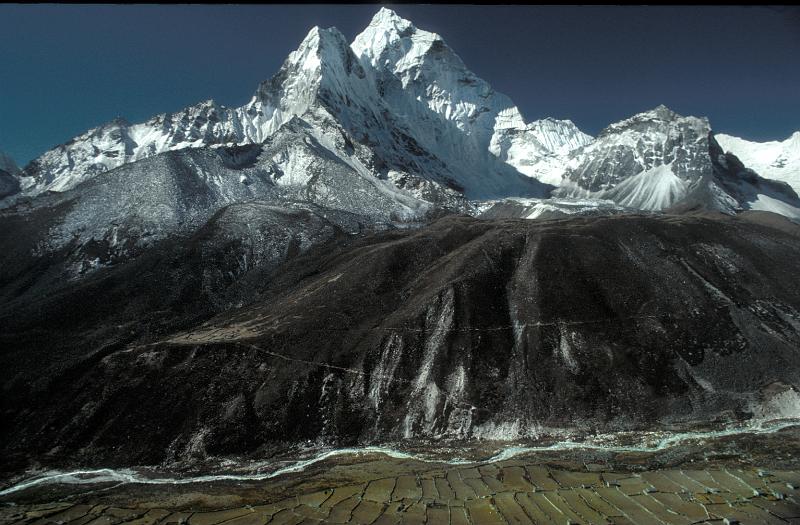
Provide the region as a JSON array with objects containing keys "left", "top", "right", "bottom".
[{"left": 3, "top": 459, "right": 799, "bottom": 525}]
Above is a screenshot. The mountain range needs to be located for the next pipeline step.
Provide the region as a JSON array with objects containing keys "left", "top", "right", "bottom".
[
  {"left": 2, "top": 8, "right": 798, "bottom": 220},
  {"left": 1, "top": 8, "right": 800, "bottom": 474}
]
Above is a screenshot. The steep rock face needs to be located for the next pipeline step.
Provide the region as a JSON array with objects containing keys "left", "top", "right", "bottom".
[
  {"left": 716, "top": 131, "right": 800, "bottom": 194},
  {"left": 3, "top": 213, "right": 799, "bottom": 468},
  {"left": 566, "top": 106, "right": 711, "bottom": 195},
  {"left": 557, "top": 106, "right": 712, "bottom": 206},
  {"left": 554, "top": 105, "right": 800, "bottom": 217},
  {"left": 0, "top": 151, "right": 21, "bottom": 199}
]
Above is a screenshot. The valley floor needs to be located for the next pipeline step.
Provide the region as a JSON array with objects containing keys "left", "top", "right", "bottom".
[{"left": 2, "top": 427, "right": 799, "bottom": 525}]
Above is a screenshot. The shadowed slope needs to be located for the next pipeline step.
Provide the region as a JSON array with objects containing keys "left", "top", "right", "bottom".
[{"left": 2, "top": 213, "right": 799, "bottom": 472}]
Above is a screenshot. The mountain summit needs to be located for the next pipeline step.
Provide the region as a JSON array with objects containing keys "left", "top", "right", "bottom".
[{"left": 541, "top": 104, "right": 798, "bottom": 218}]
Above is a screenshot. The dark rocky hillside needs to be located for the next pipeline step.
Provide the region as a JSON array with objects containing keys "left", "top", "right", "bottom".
[{"left": 2, "top": 211, "right": 799, "bottom": 474}]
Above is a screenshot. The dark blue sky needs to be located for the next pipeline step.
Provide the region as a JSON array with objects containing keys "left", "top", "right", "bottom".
[{"left": 1, "top": 5, "right": 799, "bottom": 166}]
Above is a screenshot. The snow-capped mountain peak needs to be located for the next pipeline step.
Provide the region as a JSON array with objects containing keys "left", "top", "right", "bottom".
[
  {"left": 550, "top": 105, "right": 800, "bottom": 219},
  {"left": 352, "top": 8, "right": 438, "bottom": 70},
  {"left": 525, "top": 118, "right": 593, "bottom": 156},
  {"left": 372, "top": 6, "right": 414, "bottom": 30},
  {"left": 241, "top": 25, "right": 356, "bottom": 142},
  {"left": 352, "top": 8, "right": 522, "bottom": 130},
  {"left": 642, "top": 103, "right": 675, "bottom": 119},
  {"left": 46, "top": 10, "right": 800, "bottom": 215},
  {"left": 715, "top": 130, "right": 800, "bottom": 195},
  {"left": 349, "top": 9, "right": 593, "bottom": 194},
  {"left": 368, "top": 7, "right": 417, "bottom": 37},
  {"left": 557, "top": 105, "right": 712, "bottom": 204},
  {"left": 287, "top": 25, "right": 351, "bottom": 75},
  {"left": 601, "top": 104, "right": 708, "bottom": 138},
  {"left": 5, "top": 8, "right": 596, "bottom": 204}
]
